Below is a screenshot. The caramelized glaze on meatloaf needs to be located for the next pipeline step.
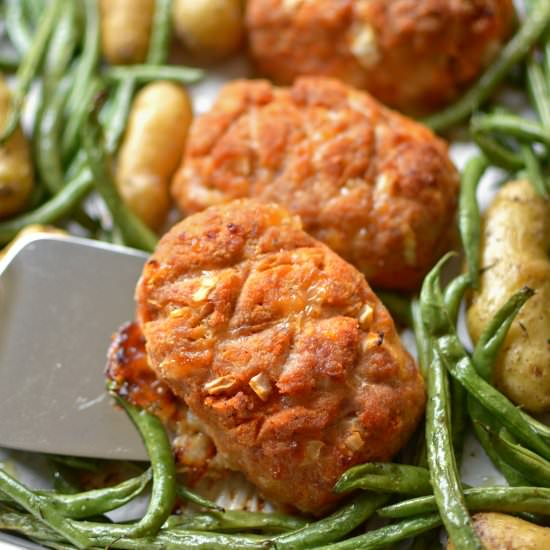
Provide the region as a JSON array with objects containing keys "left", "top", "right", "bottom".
[
  {"left": 136, "top": 199, "right": 425, "bottom": 513},
  {"left": 172, "top": 77, "right": 459, "bottom": 290},
  {"left": 246, "top": 0, "right": 515, "bottom": 114}
]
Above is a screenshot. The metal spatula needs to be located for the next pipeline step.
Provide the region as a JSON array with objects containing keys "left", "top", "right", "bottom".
[{"left": 0, "top": 234, "right": 149, "bottom": 461}]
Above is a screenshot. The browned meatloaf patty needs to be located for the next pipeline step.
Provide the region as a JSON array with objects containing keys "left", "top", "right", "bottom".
[
  {"left": 246, "top": 0, "right": 515, "bottom": 114},
  {"left": 172, "top": 77, "right": 459, "bottom": 290},
  {"left": 136, "top": 199, "right": 425, "bottom": 514}
]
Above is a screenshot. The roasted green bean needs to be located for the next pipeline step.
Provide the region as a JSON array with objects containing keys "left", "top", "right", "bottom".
[
  {"left": 334, "top": 463, "right": 432, "bottom": 496},
  {"left": 420, "top": 256, "right": 483, "bottom": 550},
  {"left": 314, "top": 514, "right": 442, "bottom": 550},
  {"left": 5, "top": 0, "right": 33, "bottom": 55},
  {"left": 104, "top": 64, "right": 204, "bottom": 85},
  {"left": 379, "top": 486, "right": 550, "bottom": 519},
  {"left": 0, "top": 469, "right": 91, "bottom": 548},
  {"left": 459, "top": 156, "right": 488, "bottom": 289},
  {"left": 147, "top": 0, "right": 173, "bottom": 65},
  {"left": 175, "top": 484, "right": 223, "bottom": 512},
  {"left": 471, "top": 286, "right": 535, "bottom": 381},
  {"left": 272, "top": 493, "right": 388, "bottom": 550},
  {"left": 81, "top": 115, "right": 158, "bottom": 252},
  {"left": 165, "top": 509, "right": 307, "bottom": 534},
  {"left": 114, "top": 397, "right": 176, "bottom": 538}
]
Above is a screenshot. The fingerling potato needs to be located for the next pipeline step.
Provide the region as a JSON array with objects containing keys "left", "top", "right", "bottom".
[
  {"left": 447, "top": 513, "right": 550, "bottom": 549},
  {"left": 467, "top": 180, "right": 550, "bottom": 413},
  {"left": 99, "top": 0, "right": 155, "bottom": 64},
  {"left": 0, "top": 77, "right": 33, "bottom": 219},
  {"left": 171, "top": 0, "right": 244, "bottom": 62},
  {"left": 116, "top": 81, "right": 192, "bottom": 230}
]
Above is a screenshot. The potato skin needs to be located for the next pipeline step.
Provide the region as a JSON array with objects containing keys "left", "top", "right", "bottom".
[
  {"left": 99, "top": 0, "right": 154, "bottom": 64},
  {"left": 467, "top": 180, "right": 550, "bottom": 414},
  {"left": 116, "top": 81, "right": 193, "bottom": 230},
  {"left": 172, "top": 0, "right": 244, "bottom": 62},
  {"left": 246, "top": 0, "right": 515, "bottom": 114},
  {"left": 172, "top": 77, "right": 459, "bottom": 290},
  {"left": 0, "top": 78, "right": 33, "bottom": 219},
  {"left": 136, "top": 199, "right": 425, "bottom": 513},
  {"left": 447, "top": 513, "right": 550, "bottom": 550}
]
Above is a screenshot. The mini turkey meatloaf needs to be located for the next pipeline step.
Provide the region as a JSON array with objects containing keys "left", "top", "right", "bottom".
[
  {"left": 246, "top": 0, "right": 515, "bottom": 114},
  {"left": 172, "top": 77, "right": 459, "bottom": 290},
  {"left": 136, "top": 199, "right": 425, "bottom": 514}
]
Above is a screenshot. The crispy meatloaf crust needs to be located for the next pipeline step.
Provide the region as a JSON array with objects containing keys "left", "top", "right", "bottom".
[
  {"left": 246, "top": 0, "right": 515, "bottom": 114},
  {"left": 136, "top": 199, "right": 425, "bottom": 513},
  {"left": 172, "top": 77, "right": 459, "bottom": 290}
]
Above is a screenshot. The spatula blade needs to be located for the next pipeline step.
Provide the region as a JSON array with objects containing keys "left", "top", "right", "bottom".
[{"left": 0, "top": 234, "right": 149, "bottom": 461}]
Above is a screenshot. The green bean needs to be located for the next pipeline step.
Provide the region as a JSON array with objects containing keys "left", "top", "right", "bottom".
[
  {"left": 1, "top": 470, "right": 151, "bottom": 520},
  {"left": 63, "top": 0, "right": 101, "bottom": 122},
  {"left": 420, "top": 257, "right": 483, "bottom": 550},
  {"left": 165, "top": 509, "right": 307, "bottom": 534},
  {"left": 459, "top": 156, "right": 487, "bottom": 289},
  {"left": 472, "top": 113, "right": 550, "bottom": 147},
  {"left": 423, "top": 0, "right": 550, "bottom": 131},
  {"left": 147, "top": 0, "right": 173, "bottom": 65},
  {"left": 62, "top": 77, "right": 104, "bottom": 163},
  {"left": 437, "top": 332, "right": 550, "bottom": 460},
  {"left": 333, "top": 463, "right": 432, "bottom": 496},
  {"left": 442, "top": 273, "right": 470, "bottom": 326},
  {"left": 81, "top": 115, "right": 158, "bottom": 252},
  {"left": 519, "top": 411, "right": 550, "bottom": 447},
  {"left": 175, "top": 484, "right": 223, "bottom": 512},
  {"left": 471, "top": 286, "right": 535, "bottom": 381},
  {"left": 411, "top": 300, "right": 430, "bottom": 380},
  {"left": 450, "top": 378, "right": 467, "bottom": 464},
  {"left": 493, "top": 428, "right": 550, "bottom": 488},
  {"left": 272, "top": 493, "right": 389, "bottom": 550},
  {"left": 41, "top": 469, "right": 152, "bottom": 519},
  {"left": 468, "top": 397, "right": 533, "bottom": 487},
  {"left": 0, "top": 469, "right": 91, "bottom": 548},
  {"left": 114, "top": 396, "right": 176, "bottom": 538},
  {"left": 0, "top": 168, "right": 93, "bottom": 245},
  {"left": 520, "top": 143, "right": 549, "bottom": 199},
  {"left": 0, "top": 0, "right": 64, "bottom": 143},
  {"left": 441, "top": 274, "right": 471, "bottom": 460},
  {"left": 104, "top": 64, "right": 204, "bottom": 85},
  {"left": 0, "top": 511, "right": 271, "bottom": 550},
  {"left": 42, "top": 0, "right": 79, "bottom": 95},
  {"left": 471, "top": 132, "right": 524, "bottom": 171},
  {"left": 35, "top": 79, "right": 71, "bottom": 194},
  {"left": 423, "top": 256, "right": 550, "bottom": 460},
  {"left": 101, "top": 77, "right": 136, "bottom": 155},
  {"left": 527, "top": 56, "right": 550, "bottom": 128},
  {"left": 375, "top": 291, "right": 412, "bottom": 327},
  {"left": 313, "top": 514, "right": 442, "bottom": 550},
  {"left": 379, "top": 486, "right": 550, "bottom": 519},
  {"left": 5, "top": 0, "right": 33, "bottom": 55}
]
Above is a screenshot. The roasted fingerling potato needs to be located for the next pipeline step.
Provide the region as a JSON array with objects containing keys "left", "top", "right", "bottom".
[
  {"left": 447, "top": 513, "right": 550, "bottom": 550},
  {"left": 467, "top": 180, "right": 550, "bottom": 414},
  {"left": 115, "top": 81, "right": 193, "bottom": 230},
  {"left": 0, "top": 77, "right": 33, "bottom": 219},
  {"left": 171, "top": 0, "right": 244, "bottom": 62},
  {"left": 99, "top": 0, "right": 155, "bottom": 64}
]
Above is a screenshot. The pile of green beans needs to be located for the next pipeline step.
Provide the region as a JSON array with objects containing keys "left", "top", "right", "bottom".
[{"left": 0, "top": 0, "right": 202, "bottom": 248}]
